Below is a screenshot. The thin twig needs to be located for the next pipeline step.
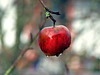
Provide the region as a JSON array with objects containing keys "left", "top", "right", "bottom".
[
  {"left": 39, "top": 0, "right": 60, "bottom": 27},
  {"left": 39, "top": 0, "right": 60, "bottom": 15},
  {"left": 39, "top": 0, "right": 46, "bottom": 9},
  {"left": 4, "top": 17, "right": 47, "bottom": 75},
  {"left": 39, "top": 17, "right": 47, "bottom": 30}
]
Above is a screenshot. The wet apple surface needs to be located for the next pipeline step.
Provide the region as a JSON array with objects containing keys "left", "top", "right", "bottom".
[{"left": 38, "top": 25, "right": 71, "bottom": 56}]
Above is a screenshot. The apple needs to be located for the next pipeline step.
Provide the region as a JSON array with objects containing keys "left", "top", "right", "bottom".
[{"left": 38, "top": 25, "right": 71, "bottom": 56}]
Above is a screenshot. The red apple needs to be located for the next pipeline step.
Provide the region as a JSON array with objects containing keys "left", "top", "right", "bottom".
[{"left": 38, "top": 25, "right": 71, "bottom": 56}]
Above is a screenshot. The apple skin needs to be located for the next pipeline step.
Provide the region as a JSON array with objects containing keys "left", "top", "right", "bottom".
[{"left": 38, "top": 25, "right": 71, "bottom": 56}]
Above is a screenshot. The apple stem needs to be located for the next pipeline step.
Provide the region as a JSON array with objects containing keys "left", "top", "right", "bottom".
[
  {"left": 49, "top": 14, "right": 56, "bottom": 27},
  {"left": 53, "top": 22, "right": 55, "bottom": 27}
]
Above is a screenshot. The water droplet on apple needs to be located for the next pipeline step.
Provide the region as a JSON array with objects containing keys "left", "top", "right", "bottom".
[
  {"left": 56, "top": 53, "right": 62, "bottom": 57},
  {"left": 56, "top": 54, "right": 59, "bottom": 57},
  {"left": 46, "top": 56, "right": 49, "bottom": 57},
  {"left": 60, "top": 53, "right": 62, "bottom": 56}
]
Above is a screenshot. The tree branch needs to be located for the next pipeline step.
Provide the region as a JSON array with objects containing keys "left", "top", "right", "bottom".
[
  {"left": 39, "top": 0, "right": 60, "bottom": 27},
  {"left": 4, "top": 17, "right": 47, "bottom": 75}
]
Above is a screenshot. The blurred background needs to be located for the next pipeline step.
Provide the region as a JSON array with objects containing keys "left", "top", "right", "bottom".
[{"left": 0, "top": 0, "right": 100, "bottom": 75}]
